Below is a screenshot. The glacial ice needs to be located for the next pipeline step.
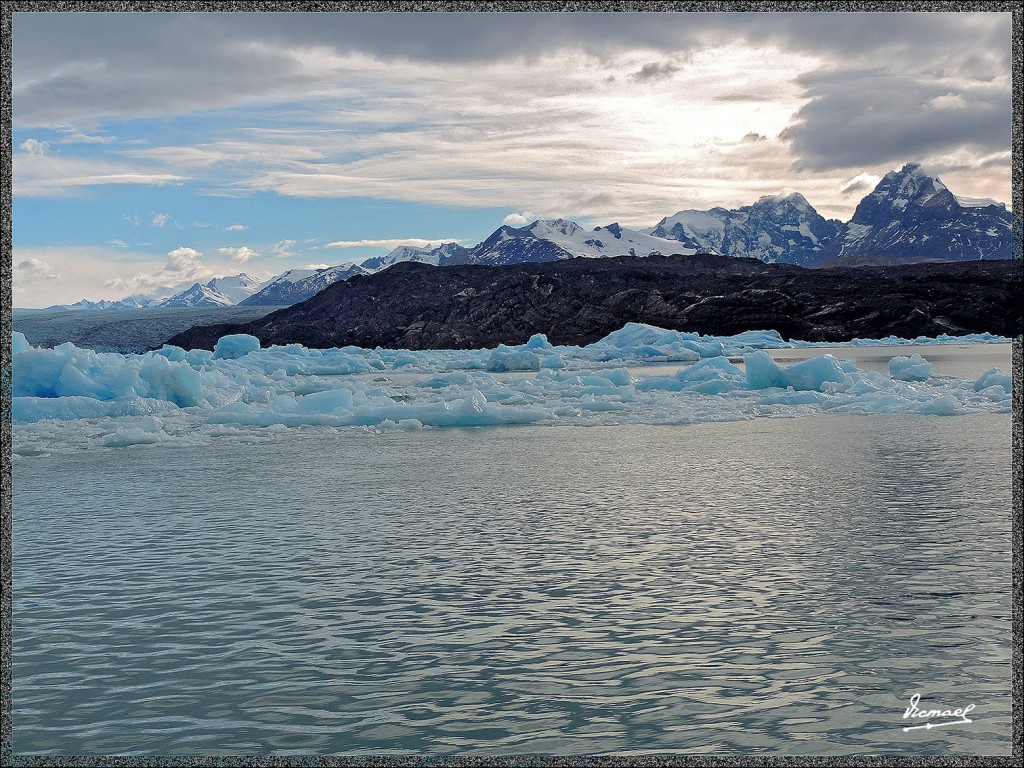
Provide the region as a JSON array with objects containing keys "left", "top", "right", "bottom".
[
  {"left": 213, "top": 333, "right": 261, "bottom": 359},
  {"left": 9, "top": 323, "right": 1013, "bottom": 452},
  {"left": 12, "top": 330, "right": 31, "bottom": 354},
  {"left": 974, "top": 367, "right": 1012, "bottom": 394},
  {"left": 744, "top": 350, "right": 847, "bottom": 391},
  {"left": 888, "top": 353, "right": 934, "bottom": 381}
]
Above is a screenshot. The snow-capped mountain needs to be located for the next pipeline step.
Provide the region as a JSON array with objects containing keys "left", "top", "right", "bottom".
[
  {"left": 204, "top": 273, "right": 263, "bottom": 304},
  {"left": 157, "top": 274, "right": 265, "bottom": 308},
  {"left": 360, "top": 242, "right": 472, "bottom": 272},
  {"left": 46, "top": 296, "right": 159, "bottom": 311},
  {"left": 239, "top": 263, "right": 371, "bottom": 306},
  {"left": 813, "top": 163, "right": 1013, "bottom": 265},
  {"left": 443, "top": 219, "right": 698, "bottom": 267},
  {"left": 158, "top": 282, "right": 235, "bottom": 308},
  {"left": 529, "top": 219, "right": 699, "bottom": 259},
  {"left": 649, "top": 192, "right": 841, "bottom": 267}
]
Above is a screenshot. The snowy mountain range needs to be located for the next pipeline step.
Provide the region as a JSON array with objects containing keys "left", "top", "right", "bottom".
[
  {"left": 50, "top": 274, "right": 264, "bottom": 310},
  {"left": 51, "top": 163, "right": 1012, "bottom": 310},
  {"left": 648, "top": 192, "right": 841, "bottom": 267},
  {"left": 240, "top": 263, "right": 371, "bottom": 306},
  {"left": 811, "top": 163, "right": 1013, "bottom": 266}
]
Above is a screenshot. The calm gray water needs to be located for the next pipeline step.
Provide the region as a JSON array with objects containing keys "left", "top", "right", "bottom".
[{"left": 13, "top": 415, "right": 1013, "bottom": 755}]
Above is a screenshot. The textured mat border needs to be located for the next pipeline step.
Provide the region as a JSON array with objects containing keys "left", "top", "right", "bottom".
[{"left": 1, "top": 2, "right": 1020, "bottom": 764}]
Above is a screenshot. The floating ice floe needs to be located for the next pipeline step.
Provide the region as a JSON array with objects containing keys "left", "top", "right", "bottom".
[
  {"left": 888, "top": 353, "right": 934, "bottom": 382},
  {"left": 8, "top": 326, "right": 1013, "bottom": 454}
]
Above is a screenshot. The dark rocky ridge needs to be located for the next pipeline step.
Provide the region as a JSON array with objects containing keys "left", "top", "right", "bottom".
[{"left": 166, "top": 253, "right": 1022, "bottom": 351}]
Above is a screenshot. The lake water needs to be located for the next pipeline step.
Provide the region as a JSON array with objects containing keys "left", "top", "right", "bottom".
[{"left": 12, "top": 412, "right": 1013, "bottom": 755}]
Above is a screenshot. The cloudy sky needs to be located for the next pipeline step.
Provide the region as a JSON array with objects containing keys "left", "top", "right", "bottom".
[{"left": 12, "top": 10, "right": 1012, "bottom": 306}]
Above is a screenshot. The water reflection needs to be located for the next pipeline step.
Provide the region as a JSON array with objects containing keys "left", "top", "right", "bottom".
[{"left": 13, "top": 414, "right": 1012, "bottom": 755}]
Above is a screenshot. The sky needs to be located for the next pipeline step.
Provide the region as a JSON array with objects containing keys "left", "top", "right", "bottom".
[{"left": 11, "top": 10, "right": 1013, "bottom": 306}]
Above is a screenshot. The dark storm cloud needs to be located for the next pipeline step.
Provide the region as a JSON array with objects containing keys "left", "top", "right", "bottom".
[
  {"left": 13, "top": 11, "right": 1011, "bottom": 124},
  {"left": 12, "top": 11, "right": 1012, "bottom": 176},
  {"left": 779, "top": 69, "right": 1010, "bottom": 171},
  {"left": 13, "top": 13, "right": 322, "bottom": 125}
]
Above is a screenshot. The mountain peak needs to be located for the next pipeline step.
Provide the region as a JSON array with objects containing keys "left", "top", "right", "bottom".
[
  {"left": 528, "top": 218, "right": 583, "bottom": 238},
  {"left": 755, "top": 191, "right": 813, "bottom": 211},
  {"left": 822, "top": 163, "right": 1011, "bottom": 263}
]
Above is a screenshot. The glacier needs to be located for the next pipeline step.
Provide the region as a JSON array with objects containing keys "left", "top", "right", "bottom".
[{"left": 9, "top": 325, "right": 1013, "bottom": 454}]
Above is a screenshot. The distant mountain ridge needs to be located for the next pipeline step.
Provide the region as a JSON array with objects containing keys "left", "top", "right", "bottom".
[
  {"left": 647, "top": 192, "right": 842, "bottom": 267},
  {"left": 48, "top": 274, "right": 263, "bottom": 310},
  {"left": 52, "top": 163, "right": 1013, "bottom": 310},
  {"left": 239, "top": 264, "right": 372, "bottom": 306}
]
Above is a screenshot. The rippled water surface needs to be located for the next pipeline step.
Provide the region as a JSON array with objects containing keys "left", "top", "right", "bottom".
[{"left": 13, "top": 414, "right": 1013, "bottom": 755}]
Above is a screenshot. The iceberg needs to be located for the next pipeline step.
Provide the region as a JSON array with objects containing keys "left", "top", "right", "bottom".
[
  {"left": 888, "top": 353, "right": 934, "bottom": 381},
  {"left": 974, "top": 367, "right": 1012, "bottom": 394},
  {"left": 213, "top": 333, "right": 261, "bottom": 359},
  {"left": 744, "top": 350, "right": 847, "bottom": 391}
]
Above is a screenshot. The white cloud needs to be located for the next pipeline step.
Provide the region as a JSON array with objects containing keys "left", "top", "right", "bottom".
[
  {"left": 105, "top": 246, "right": 212, "bottom": 296},
  {"left": 324, "top": 237, "right": 463, "bottom": 250},
  {"left": 225, "top": 223, "right": 248, "bottom": 231},
  {"left": 14, "top": 257, "right": 61, "bottom": 283},
  {"left": 270, "top": 239, "right": 297, "bottom": 258},
  {"left": 58, "top": 131, "right": 117, "bottom": 144},
  {"left": 502, "top": 211, "right": 535, "bottom": 226},
  {"left": 217, "top": 246, "right": 260, "bottom": 263},
  {"left": 928, "top": 92, "right": 969, "bottom": 111},
  {"left": 10, "top": 245, "right": 166, "bottom": 306},
  {"left": 164, "top": 246, "right": 203, "bottom": 272},
  {"left": 151, "top": 212, "right": 171, "bottom": 228},
  {"left": 20, "top": 138, "right": 48, "bottom": 155},
  {"left": 302, "top": 263, "right": 330, "bottom": 270},
  {"left": 839, "top": 173, "right": 882, "bottom": 196},
  {"left": 13, "top": 150, "right": 186, "bottom": 197}
]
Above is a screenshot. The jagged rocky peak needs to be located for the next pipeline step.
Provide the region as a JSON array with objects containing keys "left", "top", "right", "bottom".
[
  {"left": 818, "top": 163, "right": 1012, "bottom": 265},
  {"left": 856, "top": 163, "right": 956, "bottom": 218},
  {"left": 753, "top": 191, "right": 814, "bottom": 214}
]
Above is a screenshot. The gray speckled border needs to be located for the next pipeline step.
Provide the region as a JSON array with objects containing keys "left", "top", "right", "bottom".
[{"left": 1, "top": 1, "right": 1020, "bottom": 764}]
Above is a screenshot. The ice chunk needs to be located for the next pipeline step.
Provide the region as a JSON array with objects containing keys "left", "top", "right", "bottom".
[
  {"left": 591, "top": 323, "right": 713, "bottom": 360},
  {"left": 213, "top": 334, "right": 261, "bottom": 360},
  {"left": 12, "top": 342, "right": 202, "bottom": 407},
  {"left": 103, "top": 426, "right": 165, "bottom": 448},
  {"left": 294, "top": 387, "right": 355, "bottom": 413},
  {"left": 12, "top": 331, "right": 32, "bottom": 354},
  {"left": 918, "top": 394, "right": 962, "bottom": 416},
  {"left": 722, "top": 329, "right": 788, "bottom": 350},
  {"left": 974, "top": 367, "right": 1011, "bottom": 393},
  {"left": 744, "top": 350, "right": 848, "bottom": 391},
  {"left": 525, "top": 333, "right": 553, "bottom": 349},
  {"left": 487, "top": 346, "right": 541, "bottom": 372},
  {"left": 13, "top": 395, "right": 181, "bottom": 423},
  {"left": 137, "top": 355, "right": 203, "bottom": 407},
  {"left": 889, "top": 353, "right": 933, "bottom": 381},
  {"left": 678, "top": 357, "right": 744, "bottom": 382}
]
